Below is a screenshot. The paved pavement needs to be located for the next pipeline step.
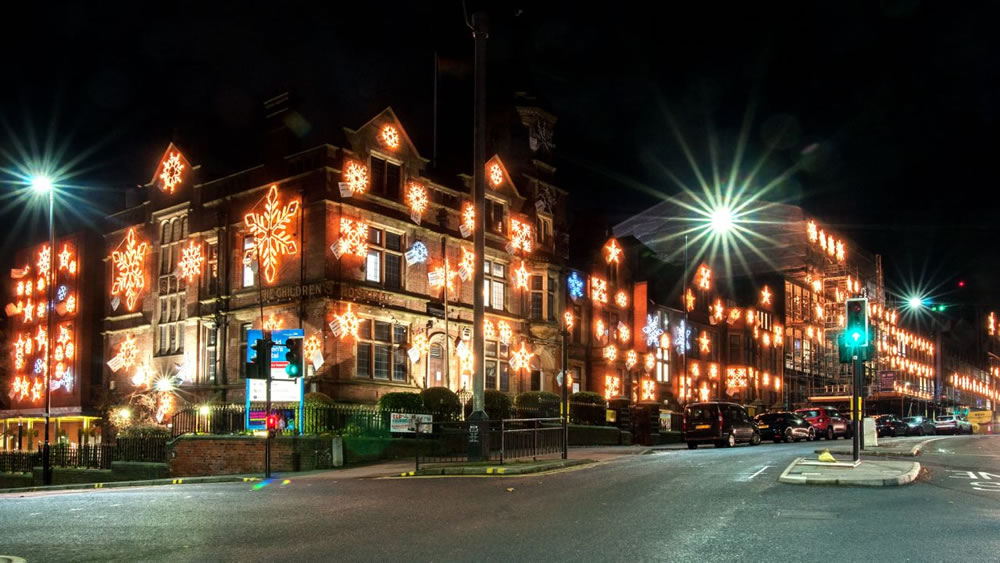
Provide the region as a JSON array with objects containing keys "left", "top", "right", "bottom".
[{"left": 1, "top": 435, "right": 997, "bottom": 562}]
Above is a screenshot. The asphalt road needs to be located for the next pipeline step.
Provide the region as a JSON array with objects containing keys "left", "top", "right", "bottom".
[{"left": 1, "top": 435, "right": 998, "bottom": 562}]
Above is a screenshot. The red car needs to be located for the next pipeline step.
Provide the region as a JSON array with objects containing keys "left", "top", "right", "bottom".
[{"left": 795, "top": 406, "right": 852, "bottom": 440}]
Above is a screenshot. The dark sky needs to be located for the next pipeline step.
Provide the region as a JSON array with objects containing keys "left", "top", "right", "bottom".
[{"left": 1, "top": 1, "right": 997, "bottom": 316}]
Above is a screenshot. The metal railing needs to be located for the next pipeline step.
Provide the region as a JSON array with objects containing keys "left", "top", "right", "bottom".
[
  {"left": 0, "top": 438, "right": 168, "bottom": 474},
  {"left": 500, "top": 418, "right": 564, "bottom": 464},
  {"left": 113, "top": 437, "right": 168, "bottom": 463},
  {"left": 0, "top": 450, "right": 39, "bottom": 474}
]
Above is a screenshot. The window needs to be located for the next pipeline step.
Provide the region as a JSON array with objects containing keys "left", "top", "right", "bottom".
[
  {"left": 547, "top": 276, "right": 556, "bottom": 321},
  {"left": 356, "top": 319, "right": 408, "bottom": 382},
  {"left": 530, "top": 275, "right": 544, "bottom": 320},
  {"left": 656, "top": 347, "right": 669, "bottom": 382},
  {"left": 156, "top": 274, "right": 184, "bottom": 356},
  {"left": 486, "top": 199, "right": 505, "bottom": 234},
  {"left": 206, "top": 242, "right": 219, "bottom": 295},
  {"left": 239, "top": 322, "right": 252, "bottom": 379},
  {"left": 365, "top": 227, "right": 403, "bottom": 290},
  {"left": 205, "top": 324, "right": 218, "bottom": 384},
  {"left": 242, "top": 235, "right": 256, "bottom": 288},
  {"left": 483, "top": 260, "right": 507, "bottom": 311},
  {"left": 536, "top": 216, "right": 552, "bottom": 245},
  {"left": 370, "top": 156, "right": 401, "bottom": 200},
  {"left": 531, "top": 370, "right": 541, "bottom": 391},
  {"left": 485, "top": 340, "right": 510, "bottom": 391}
]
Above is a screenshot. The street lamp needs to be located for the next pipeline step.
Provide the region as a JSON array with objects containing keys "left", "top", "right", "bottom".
[
  {"left": 709, "top": 206, "right": 734, "bottom": 234},
  {"left": 31, "top": 175, "right": 55, "bottom": 486},
  {"left": 908, "top": 296, "right": 925, "bottom": 310}
]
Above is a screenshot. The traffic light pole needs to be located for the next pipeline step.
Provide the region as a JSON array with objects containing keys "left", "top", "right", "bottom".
[
  {"left": 852, "top": 352, "right": 861, "bottom": 463},
  {"left": 262, "top": 330, "right": 273, "bottom": 479}
]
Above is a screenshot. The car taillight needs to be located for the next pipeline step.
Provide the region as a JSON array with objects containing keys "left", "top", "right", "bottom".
[
  {"left": 682, "top": 416, "right": 687, "bottom": 432},
  {"left": 718, "top": 411, "right": 724, "bottom": 427}
]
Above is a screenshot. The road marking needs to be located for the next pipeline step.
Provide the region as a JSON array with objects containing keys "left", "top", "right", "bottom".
[
  {"left": 747, "top": 466, "right": 771, "bottom": 480},
  {"left": 109, "top": 504, "right": 121, "bottom": 508},
  {"left": 68, "top": 508, "right": 83, "bottom": 512},
  {"left": 29, "top": 512, "right": 40, "bottom": 516}
]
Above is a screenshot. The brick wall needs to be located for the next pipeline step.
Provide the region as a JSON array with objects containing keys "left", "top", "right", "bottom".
[{"left": 167, "top": 435, "right": 325, "bottom": 477}]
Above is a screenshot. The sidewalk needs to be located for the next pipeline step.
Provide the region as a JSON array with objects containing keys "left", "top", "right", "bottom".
[
  {"left": 779, "top": 456, "right": 921, "bottom": 487},
  {"left": 813, "top": 436, "right": 939, "bottom": 458},
  {"left": 0, "top": 474, "right": 263, "bottom": 496}
]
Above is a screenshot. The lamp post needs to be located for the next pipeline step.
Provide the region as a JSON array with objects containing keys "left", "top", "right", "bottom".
[{"left": 31, "top": 175, "right": 55, "bottom": 486}]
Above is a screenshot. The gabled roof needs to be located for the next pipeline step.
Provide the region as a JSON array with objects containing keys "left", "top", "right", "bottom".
[
  {"left": 146, "top": 142, "right": 196, "bottom": 191},
  {"left": 485, "top": 154, "right": 524, "bottom": 200},
  {"left": 343, "top": 107, "right": 429, "bottom": 171}
]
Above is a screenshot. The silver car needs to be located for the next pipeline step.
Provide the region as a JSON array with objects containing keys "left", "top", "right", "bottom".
[
  {"left": 902, "top": 416, "right": 936, "bottom": 436},
  {"left": 935, "top": 415, "right": 973, "bottom": 435}
]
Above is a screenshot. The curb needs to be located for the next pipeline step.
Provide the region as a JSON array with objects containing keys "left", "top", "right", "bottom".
[
  {"left": 778, "top": 457, "right": 921, "bottom": 487},
  {"left": 405, "top": 458, "right": 592, "bottom": 477},
  {"left": 0, "top": 475, "right": 260, "bottom": 495},
  {"left": 814, "top": 437, "right": 945, "bottom": 458}
]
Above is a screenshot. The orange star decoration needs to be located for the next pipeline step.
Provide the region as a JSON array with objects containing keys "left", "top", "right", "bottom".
[
  {"left": 116, "top": 334, "right": 139, "bottom": 371},
  {"left": 244, "top": 185, "right": 300, "bottom": 284},
  {"left": 604, "top": 238, "right": 622, "bottom": 265},
  {"left": 262, "top": 313, "right": 284, "bottom": 331},
  {"left": 111, "top": 229, "right": 147, "bottom": 311},
  {"left": 488, "top": 162, "right": 504, "bottom": 186},
  {"left": 178, "top": 241, "right": 204, "bottom": 282},
  {"left": 711, "top": 298, "right": 725, "bottom": 323},
  {"left": 462, "top": 202, "right": 475, "bottom": 233},
  {"left": 343, "top": 160, "right": 369, "bottom": 194},
  {"left": 684, "top": 288, "right": 696, "bottom": 311},
  {"left": 509, "top": 341, "right": 534, "bottom": 373},
  {"left": 509, "top": 218, "right": 533, "bottom": 253},
  {"left": 58, "top": 244, "right": 73, "bottom": 271},
  {"left": 591, "top": 277, "right": 608, "bottom": 305},
  {"left": 696, "top": 265, "right": 712, "bottom": 290},
  {"left": 625, "top": 350, "right": 638, "bottom": 369},
  {"left": 407, "top": 182, "right": 429, "bottom": 216},
  {"left": 641, "top": 378, "right": 656, "bottom": 401},
  {"left": 337, "top": 218, "right": 369, "bottom": 257},
  {"left": 380, "top": 124, "right": 400, "bottom": 149},
  {"left": 615, "top": 290, "right": 628, "bottom": 308},
  {"left": 760, "top": 285, "right": 772, "bottom": 305},
  {"left": 699, "top": 331, "right": 711, "bottom": 353},
  {"left": 160, "top": 152, "right": 184, "bottom": 193},
  {"left": 512, "top": 260, "right": 530, "bottom": 291}
]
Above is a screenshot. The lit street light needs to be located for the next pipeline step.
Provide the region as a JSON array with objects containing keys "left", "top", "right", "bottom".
[
  {"left": 709, "top": 206, "right": 734, "bottom": 234},
  {"left": 31, "top": 174, "right": 56, "bottom": 486},
  {"left": 908, "top": 296, "right": 925, "bottom": 310}
]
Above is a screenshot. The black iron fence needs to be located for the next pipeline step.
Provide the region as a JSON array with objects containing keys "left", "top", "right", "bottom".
[
  {"left": 0, "top": 437, "right": 168, "bottom": 474},
  {"left": 499, "top": 418, "right": 565, "bottom": 464},
  {"left": 170, "top": 404, "right": 247, "bottom": 437},
  {"left": 414, "top": 417, "right": 567, "bottom": 471}
]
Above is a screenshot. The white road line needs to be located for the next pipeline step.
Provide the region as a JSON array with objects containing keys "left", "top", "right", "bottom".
[
  {"left": 68, "top": 508, "right": 83, "bottom": 512},
  {"left": 747, "top": 466, "right": 772, "bottom": 480},
  {"left": 109, "top": 504, "right": 121, "bottom": 507}
]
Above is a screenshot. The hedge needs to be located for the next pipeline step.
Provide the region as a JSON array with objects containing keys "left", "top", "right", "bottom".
[
  {"left": 420, "top": 387, "right": 461, "bottom": 420},
  {"left": 377, "top": 392, "right": 424, "bottom": 412}
]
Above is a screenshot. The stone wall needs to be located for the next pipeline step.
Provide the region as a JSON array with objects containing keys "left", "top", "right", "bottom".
[{"left": 167, "top": 435, "right": 330, "bottom": 477}]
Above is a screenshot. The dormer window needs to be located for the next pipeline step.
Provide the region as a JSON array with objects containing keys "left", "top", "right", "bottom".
[{"left": 370, "top": 156, "right": 401, "bottom": 200}]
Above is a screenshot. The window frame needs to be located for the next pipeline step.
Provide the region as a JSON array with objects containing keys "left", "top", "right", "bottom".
[{"left": 355, "top": 318, "right": 409, "bottom": 383}]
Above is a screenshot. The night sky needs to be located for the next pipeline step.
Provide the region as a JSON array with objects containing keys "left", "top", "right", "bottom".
[{"left": 1, "top": 1, "right": 997, "bottom": 315}]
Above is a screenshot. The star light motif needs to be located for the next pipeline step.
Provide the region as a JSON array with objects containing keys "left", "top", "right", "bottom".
[
  {"left": 512, "top": 260, "right": 530, "bottom": 291},
  {"left": 178, "top": 241, "right": 204, "bottom": 282},
  {"left": 58, "top": 244, "right": 73, "bottom": 271},
  {"left": 111, "top": 229, "right": 148, "bottom": 311},
  {"left": 244, "top": 185, "right": 300, "bottom": 284},
  {"left": 509, "top": 341, "right": 534, "bottom": 373},
  {"left": 605, "top": 238, "right": 622, "bottom": 265},
  {"left": 684, "top": 288, "right": 696, "bottom": 311},
  {"left": 642, "top": 315, "right": 663, "bottom": 348},
  {"left": 160, "top": 152, "right": 184, "bottom": 193},
  {"left": 760, "top": 285, "right": 772, "bottom": 305},
  {"left": 699, "top": 331, "right": 711, "bottom": 353}
]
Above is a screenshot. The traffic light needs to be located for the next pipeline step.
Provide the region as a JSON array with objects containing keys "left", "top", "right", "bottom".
[
  {"left": 266, "top": 413, "right": 278, "bottom": 431},
  {"left": 284, "top": 337, "right": 304, "bottom": 377},
  {"left": 247, "top": 338, "right": 271, "bottom": 379},
  {"left": 845, "top": 298, "right": 869, "bottom": 347}
]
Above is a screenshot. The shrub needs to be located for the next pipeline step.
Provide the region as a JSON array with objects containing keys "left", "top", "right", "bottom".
[
  {"left": 484, "top": 389, "right": 513, "bottom": 420},
  {"left": 304, "top": 392, "right": 335, "bottom": 407},
  {"left": 571, "top": 391, "right": 606, "bottom": 406},
  {"left": 377, "top": 392, "right": 424, "bottom": 412},
  {"left": 119, "top": 423, "right": 169, "bottom": 439},
  {"left": 514, "top": 391, "right": 561, "bottom": 418},
  {"left": 420, "top": 387, "right": 462, "bottom": 420}
]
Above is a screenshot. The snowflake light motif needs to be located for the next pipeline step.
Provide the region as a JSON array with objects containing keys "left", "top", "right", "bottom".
[
  {"left": 696, "top": 265, "right": 712, "bottom": 290},
  {"left": 335, "top": 304, "right": 361, "bottom": 341},
  {"left": 262, "top": 313, "right": 284, "bottom": 331},
  {"left": 304, "top": 334, "right": 322, "bottom": 359},
  {"left": 66, "top": 295, "right": 76, "bottom": 314},
  {"left": 111, "top": 229, "right": 148, "bottom": 311},
  {"left": 37, "top": 244, "right": 51, "bottom": 275},
  {"left": 603, "top": 345, "right": 617, "bottom": 362},
  {"left": 497, "top": 321, "right": 512, "bottom": 345},
  {"left": 595, "top": 319, "right": 606, "bottom": 340},
  {"left": 615, "top": 290, "right": 628, "bottom": 308},
  {"left": 462, "top": 202, "right": 475, "bottom": 233},
  {"left": 642, "top": 315, "right": 663, "bottom": 349},
  {"left": 338, "top": 218, "right": 369, "bottom": 258},
  {"left": 429, "top": 259, "right": 458, "bottom": 295},
  {"left": 244, "top": 185, "right": 300, "bottom": 284},
  {"left": 484, "top": 321, "right": 496, "bottom": 341},
  {"left": 591, "top": 277, "right": 608, "bottom": 305},
  {"left": 57, "top": 285, "right": 68, "bottom": 302},
  {"left": 381, "top": 124, "right": 400, "bottom": 149},
  {"left": 408, "top": 241, "right": 428, "bottom": 264},
  {"left": 344, "top": 160, "right": 369, "bottom": 194},
  {"left": 178, "top": 241, "right": 204, "bottom": 282},
  {"left": 509, "top": 219, "right": 533, "bottom": 253},
  {"left": 412, "top": 332, "right": 430, "bottom": 357},
  {"left": 644, "top": 353, "right": 655, "bottom": 372},
  {"left": 641, "top": 378, "right": 656, "bottom": 402},
  {"left": 605, "top": 238, "right": 622, "bottom": 265},
  {"left": 604, "top": 375, "right": 621, "bottom": 399},
  {"left": 460, "top": 247, "right": 475, "bottom": 275},
  {"left": 618, "top": 324, "right": 630, "bottom": 343},
  {"left": 625, "top": 350, "right": 638, "bottom": 369},
  {"left": 567, "top": 271, "right": 584, "bottom": 301},
  {"left": 160, "top": 152, "right": 184, "bottom": 193},
  {"left": 407, "top": 183, "right": 429, "bottom": 216},
  {"left": 488, "top": 162, "right": 504, "bottom": 186},
  {"left": 512, "top": 260, "right": 530, "bottom": 291},
  {"left": 674, "top": 321, "right": 691, "bottom": 355},
  {"left": 563, "top": 311, "right": 574, "bottom": 331},
  {"left": 509, "top": 341, "right": 534, "bottom": 373},
  {"left": 116, "top": 334, "right": 140, "bottom": 371}
]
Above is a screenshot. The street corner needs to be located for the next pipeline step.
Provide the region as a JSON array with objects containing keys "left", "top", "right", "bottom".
[
  {"left": 386, "top": 458, "right": 597, "bottom": 479},
  {"left": 778, "top": 456, "right": 921, "bottom": 487}
]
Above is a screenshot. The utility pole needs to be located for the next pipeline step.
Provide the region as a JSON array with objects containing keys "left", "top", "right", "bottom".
[
  {"left": 561, "top": 310, "right": 569, "bottom": 460},
  {"left": 467, "top": 9, "right": 489, "bottom": 461}
]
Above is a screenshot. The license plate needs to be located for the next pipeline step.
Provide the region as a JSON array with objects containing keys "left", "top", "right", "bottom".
[
  {"left": 757, "top": 424, "right": 768, "bottom": 429},
  {"left": 695, "top": 424, "right": 710, "bottom": 429}
]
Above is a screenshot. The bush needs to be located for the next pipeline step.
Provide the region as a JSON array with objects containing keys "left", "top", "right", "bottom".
[
  {"left": 571, "top": 402, "right": 608, "bottom": 426},
  {"left": 484, "top": 389, "right": 513, "bottom": 420},
  {"left": 420, "top": 387, "right": 462, "bottom": 421},
  {"left": 377, "top": 392, "right": 424, "bottom": 412},
  {"left": 514, "top": 391, "right": 561, "bottom": 418},
  {"left": 571, "top": 391, "right": 606, "bottom": 406},
  {"left": 304, "top": 392, "right": 335, "bottom": 407},
  {"left": 118, "top": 424, "right": 169, "bottom": 439}
]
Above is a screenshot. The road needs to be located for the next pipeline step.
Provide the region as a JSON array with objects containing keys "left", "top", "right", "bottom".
[{"left": 1, "top": 435, "right": 998, "bottom": 562}]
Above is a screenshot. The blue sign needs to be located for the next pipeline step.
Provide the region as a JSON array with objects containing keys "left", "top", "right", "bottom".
[{"left": 247, "top": 329, "right": 304, "bottom": 379}]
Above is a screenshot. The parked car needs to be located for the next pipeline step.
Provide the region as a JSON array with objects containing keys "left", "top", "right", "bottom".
[
  {"left": 935, "top": 415, "right": 974, "bottom": 435},
  {"left": 684, "top": 402, "right": 761, "bottom": 449},
  {"left": 754, "top": 412, "right": 815, "bottom": 443},
  {"left": 902, "top": 416, "right": 936, "bottom": 436},
  {"left": 795, "top": 406, "right": 852, "bottom": 440},
  {"left": 874, "top": 414, "right": 908, "bottom": 437}
]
